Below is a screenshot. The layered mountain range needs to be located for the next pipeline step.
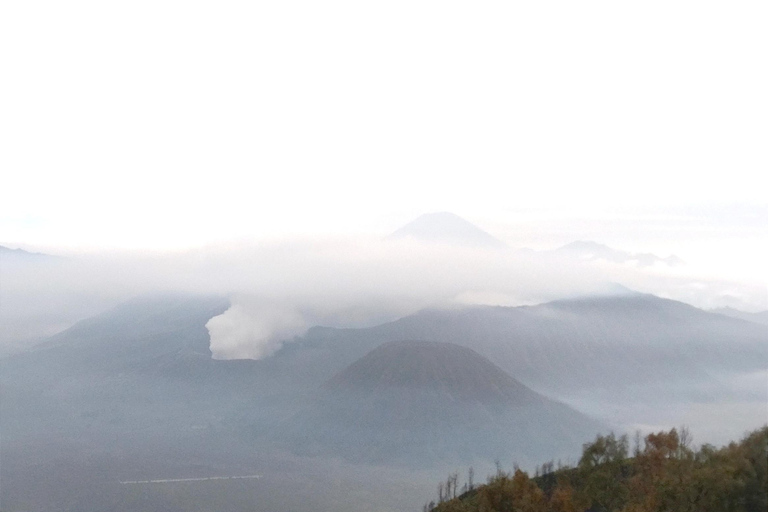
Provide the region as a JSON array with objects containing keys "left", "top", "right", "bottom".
[
  {"left": 2, "top": 288, "right": 766, "bottom": 511},
  {"left": 274, "top": 292, "right": 767, "bottom": 405},
  {"left": 3, "top": 290, "right": 765, "bottom": 453}
]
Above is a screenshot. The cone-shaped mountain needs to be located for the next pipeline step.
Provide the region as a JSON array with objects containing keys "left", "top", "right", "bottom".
[
  {"left": 324, "top": 340, "right": 542, "bottom": 406},
  {"left": 279, "top": 340, "right": 605, "bottom": 466}
]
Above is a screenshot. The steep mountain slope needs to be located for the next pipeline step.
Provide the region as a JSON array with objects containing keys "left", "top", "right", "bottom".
[{"left": 279, "top": 341, "right": 604, "bottom": 466}]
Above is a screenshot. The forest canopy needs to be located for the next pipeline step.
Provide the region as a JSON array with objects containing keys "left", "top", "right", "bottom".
[{"left": 426, "top": 425, "right": 768, "bottom": 512}]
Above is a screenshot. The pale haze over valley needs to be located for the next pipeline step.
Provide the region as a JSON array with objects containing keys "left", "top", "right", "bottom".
[{"left": 1, "top": 2, "right": 766, "bottom": 512}]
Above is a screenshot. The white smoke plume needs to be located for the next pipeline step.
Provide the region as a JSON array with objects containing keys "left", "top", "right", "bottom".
[{"left": 205, "top": 299, "right": 305, "bottom": 359}]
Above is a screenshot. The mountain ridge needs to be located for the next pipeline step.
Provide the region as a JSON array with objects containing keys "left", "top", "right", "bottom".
[
  {"left": 553, "top": 240, "right": 684, "bottom": 267},
  {"left": 710, "top": 307, "right": 768, "bottom": 326}
]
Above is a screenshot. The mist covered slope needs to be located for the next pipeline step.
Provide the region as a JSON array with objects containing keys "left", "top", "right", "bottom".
[
  {"left": 25, "top": 294, "right": 228, "bottom": 369},
  {"left": 1, "top": 294, "right": 366, "bottom": 512},
  {"left": 0, "top": 245, "right": 77, "bottom": 354},
  {"left": 279, "top": 341, "right": 605, "bottom": 466},
  {"left": 0, "top": 294, "right": 606, "bottom": 511},
  {"left": 0, "top": 294, "right": 311, "bottom": 453},
  {"left": 275, "top": 293, "right": 767, "bottom": 394},
  {"left": 711, "top": 307, "right": 768, "bottom": 326},
  {"left": 4, "top": 290, "right": 764, "bottom": 448},
  {"left": 2, "top": 291, "right": 765, "bottom": 511},
  {"left": 269, "top": 292, "right": 768, "bottom": 441},
  {"left": 552, "top": 240, "right": 683, "bottom": 267}
]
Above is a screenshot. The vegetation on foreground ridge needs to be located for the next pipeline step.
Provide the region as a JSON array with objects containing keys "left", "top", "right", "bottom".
[{"left": 425, "top": 426, "right": 767, "bottom": 512}]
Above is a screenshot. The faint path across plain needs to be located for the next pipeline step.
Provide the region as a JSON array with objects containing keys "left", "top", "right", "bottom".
[{"left": 120, "top": 475, "right": 262, "bottom": 485}]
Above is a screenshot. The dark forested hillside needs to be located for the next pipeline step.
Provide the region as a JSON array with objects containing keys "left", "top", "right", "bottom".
[{"left": 426, "top": 426, "right": 768, "bottom": 512}]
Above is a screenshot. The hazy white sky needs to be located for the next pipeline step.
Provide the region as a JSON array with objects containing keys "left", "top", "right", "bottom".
[{"left": 1, "top": 1, "right": 766, "bottom": 253}]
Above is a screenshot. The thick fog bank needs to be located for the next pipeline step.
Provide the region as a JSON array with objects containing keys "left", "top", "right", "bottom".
[{"left": 2, "top": 235, "right": 764, "bottom": 358}]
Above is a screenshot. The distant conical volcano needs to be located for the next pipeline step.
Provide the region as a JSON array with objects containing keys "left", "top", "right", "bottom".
[
  {"left": 389, "top": 212, "right": 506, "bottom": 248},
  {"left": 324, "top": 340, "right": 541, "bottom": 405},
  {"left": 278, "top": 341, "right": 604, "bottom": 466}
]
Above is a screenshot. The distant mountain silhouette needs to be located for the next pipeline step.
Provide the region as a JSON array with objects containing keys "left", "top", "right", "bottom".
[
  {"left": 389, "top": 212, "right": 506, "bottom": 248},
  {"left": 0, "top": 245, "right": 57, "bottom": 261},
  {"left": 278, "top": 341, "right": 604, "bottom": 466},
  {"left": 553, "top": 241, "right": 683, "bottom": 267},
  {"left": 710, "top": 307, "right": 768, "bottom": 326}
]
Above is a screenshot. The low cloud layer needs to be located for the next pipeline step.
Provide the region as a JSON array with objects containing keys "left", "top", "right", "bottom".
[{"left": 2, "top": 234, "right": 765, "bottom": 359}]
